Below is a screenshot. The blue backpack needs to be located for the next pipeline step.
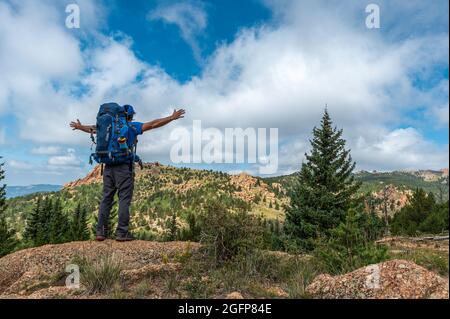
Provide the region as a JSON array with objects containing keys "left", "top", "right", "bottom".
[{"left": 89, "top": 103, "right": 140, "bottom": 166}]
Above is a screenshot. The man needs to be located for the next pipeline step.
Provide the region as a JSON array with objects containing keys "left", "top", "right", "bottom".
[{"left": 70, "top": 105, "right": 185, "bottom": 241}]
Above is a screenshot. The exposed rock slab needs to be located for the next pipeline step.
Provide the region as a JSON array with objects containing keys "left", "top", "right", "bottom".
[
  {"left": 0, "top": 240, "right": 198, "bottom": 296},
  {"left": 306, "top": 259, "right": 449, "bottom": 299}
]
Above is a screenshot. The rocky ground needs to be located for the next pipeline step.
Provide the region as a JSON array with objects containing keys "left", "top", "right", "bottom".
[
  {"left": 306, "top": 259, "right": 448, "bottom": 299},
  {"left": 0, "top": 240, "right": 199, "bottom": 299},
  {"left": 0, "top": 238, "right": 448, "bottom": 299}
]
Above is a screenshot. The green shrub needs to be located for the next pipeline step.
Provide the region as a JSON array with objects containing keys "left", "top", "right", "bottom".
[
  {"left": 314, "top": 209, "right": 388, "bottom": 275},
  {"left": 179, "top": 211, "right": 202, "bottom": 241},
  {"left": 73, "top": 253, "right": 123, "bottom": 294},
  {"left": 199, "top": 199, "right": 264, "bottom": 267},
  {"left": 133, "top": 279, "right": 153, "bottom": 299}
]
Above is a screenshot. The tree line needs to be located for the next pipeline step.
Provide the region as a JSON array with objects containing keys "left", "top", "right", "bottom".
[{"left": 23, "top": 196, "right": 90, "bottom": 247}]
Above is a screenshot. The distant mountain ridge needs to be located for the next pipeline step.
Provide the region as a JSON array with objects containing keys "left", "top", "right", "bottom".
[
  {"left": 5, "top": 184, "right": 62, "bottom": 199},
  {"left": 265, "top": 168, "right": 449, "bottom": 194}
]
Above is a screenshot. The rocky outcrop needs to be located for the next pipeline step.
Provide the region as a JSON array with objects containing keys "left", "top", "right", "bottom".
[
  {"left": 0, "top": 240, "right": 199, "bottom": 297},
  {"left": 230, "top": 173, "right": 277, "bottom": 204},
  {"left": 306, "top": 260, "right": 449, "bottom": 299},
  {"left": 64, "top": 165, "right": 103, "bottom": 188},
  {"left": 369, "top": 185, "right": 412, "bottom": 217},
  {"left": 64, "top": 163, "right": 163, "bottom": 189}
]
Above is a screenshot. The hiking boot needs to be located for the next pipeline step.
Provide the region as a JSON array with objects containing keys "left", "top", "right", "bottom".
[
  {"left": 96, "top": 235, "right": 106, "bottom": 242},
  {"left": 116, "top": 232, "right": 135, "bottom": 242}
]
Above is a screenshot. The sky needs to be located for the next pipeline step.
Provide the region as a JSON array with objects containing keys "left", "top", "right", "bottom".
[{"left": 0, "top": 0, "right": 448, "bottom": 185}]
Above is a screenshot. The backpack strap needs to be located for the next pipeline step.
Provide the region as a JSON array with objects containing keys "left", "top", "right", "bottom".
[
  {"left": 129, "top": 124, "right": 143, "bottom": 170},
  {"left": 134, "top": 137, "right": 143, "bottom": 170}
]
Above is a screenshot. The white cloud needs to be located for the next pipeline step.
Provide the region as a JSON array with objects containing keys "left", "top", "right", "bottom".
[
  {"left": 31, "top": 146, "right": 62, "bottom": 155},
  {"left": 148, "top": 1, "right": 207, "bottom": 62},
  {"left": 47, "top": 149, "right": 83, "bottom": 167},
  {"left": 8, "top": 160, "right": 33, "bottom": 170},
  {"left": 0, "top": 0, "right": 448, "bottom": 183},
  {"left": 429, "top": 102, "right": 449, "bottom": 128},
  {"left": 0, "top": 128, "right": 5, "bottom": 144},
  {"left": 353, "top": 128, "right": 449, "bottom": 171}
]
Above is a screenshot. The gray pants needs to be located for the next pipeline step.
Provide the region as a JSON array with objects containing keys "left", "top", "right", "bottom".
[{"left": 96, "top": 163, "right": 134, "bottom": 237}]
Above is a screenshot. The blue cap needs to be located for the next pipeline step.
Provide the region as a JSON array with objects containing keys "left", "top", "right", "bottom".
[{"left": 123, "top": 104, "right": 136, "bottom": 115}]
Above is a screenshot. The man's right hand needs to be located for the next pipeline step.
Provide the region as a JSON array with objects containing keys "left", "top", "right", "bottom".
[
  {"left": 70, "top": 120, "right": 95, "bottom": 134},
  {"left": 70, "top": 119, "right": 83, "bottom": 130}
]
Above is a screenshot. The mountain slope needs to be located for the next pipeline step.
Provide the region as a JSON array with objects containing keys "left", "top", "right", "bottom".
[
  {"left": 4, "top": 165, "right": 448, "bottom": 238},
  {"left": 264, "top": 169, "right": 448, "bottom": 195},
  {"left": 5, "top": 163, "right": 287, "bottom": 239}
]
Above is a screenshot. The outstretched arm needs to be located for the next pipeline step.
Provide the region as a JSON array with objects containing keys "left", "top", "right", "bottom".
[
  {"left": 142, "top": 109, "right": 185, "bottom": 133},
  {"left": 70, "top": 119, "right": 96, "bottom": 134}
]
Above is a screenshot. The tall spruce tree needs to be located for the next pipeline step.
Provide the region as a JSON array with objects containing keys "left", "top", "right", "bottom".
[
  {"left": 285, "top": 109, "right": 361, "bottom": 250},
  {"left": 0, "top": 158, "right": 17, "bottom": 257}
]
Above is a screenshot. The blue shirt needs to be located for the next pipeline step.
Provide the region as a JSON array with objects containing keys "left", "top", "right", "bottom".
[{"left": 127, "top": 122, "right": 143, "bottom": 148}]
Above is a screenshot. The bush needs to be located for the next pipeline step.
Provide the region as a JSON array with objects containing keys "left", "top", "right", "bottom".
[
  {"left": 179, "top": 211, "right": 202, "bottom": 241},
  {"left": 73, "top": 253, "right": 123, "bottom": 294},
  {"left": 314, "top": 209, "right": 388, "bottom": 275},
  {"left": 199, "top": 199, "right": 264, "bottom": 266}
]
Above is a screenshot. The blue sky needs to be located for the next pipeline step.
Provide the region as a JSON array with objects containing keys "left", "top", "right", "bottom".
[{"left": 0, "top": 0, "right": 448, "bottom": 185}]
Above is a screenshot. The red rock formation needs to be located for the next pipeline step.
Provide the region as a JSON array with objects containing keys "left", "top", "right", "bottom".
[{"left": 63, "top": 165, "right": 103, "bottom": 188}]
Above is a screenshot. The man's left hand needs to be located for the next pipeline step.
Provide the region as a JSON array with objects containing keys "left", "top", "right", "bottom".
[{"left": 170, "top": 109, "right": 185, "bottom": 121}]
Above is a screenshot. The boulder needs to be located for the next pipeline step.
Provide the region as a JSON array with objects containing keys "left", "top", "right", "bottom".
[{"left": 306, "top": 259, "right": 448, "bottom": 299}]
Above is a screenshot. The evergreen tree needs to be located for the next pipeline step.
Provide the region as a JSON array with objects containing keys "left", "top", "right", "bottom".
[
  {"left": 285, "top": 109, "right": 361, "bottom": 250},
  {"left": 71, "top": 202, "right": 90, "bottom": 241},
  {"left": 180, "top": 211, "right": 202, "bottom": 241},
  {"left": 166, "top": 211, "right": 178, "bottom": 241},
  {"left": 419, "top": 201, "right": 449, "bottom": 234},
  {"left": 0, "top": 158, "right": 17, "bottom": 257},
  {"left": 24, "top": 196, "right": 42, "bottom": 243},
  {"left": 35, "top": 196, "right": 53, "bottom": 246},
  {"left": 314, "top": 209, "right": 387, "bottom": 275},
  {"left": 391, "top": 188, "right": 440, "bottom": 236},
  {"left": 49, "top": 197, "right": 70, "bottom": 244}
]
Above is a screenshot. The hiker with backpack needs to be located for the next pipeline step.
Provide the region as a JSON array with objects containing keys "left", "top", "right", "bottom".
[{"left": 70, "top": 103, "right": 185, "bottom": 241}]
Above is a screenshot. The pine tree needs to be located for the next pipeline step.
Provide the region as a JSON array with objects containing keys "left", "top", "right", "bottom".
[
  {"left": 49, "top": 197, "right": 70, "bottom": 244},
  {"left": 285, "top": 109, "right": 361, "bottom": 250},
  {"left": 167, "top": 211, "right": 178, "bottom": 241},
  {"left": 71, "top": 202, "right": 90, "bottom": 241},
  {"left": 24, "top": 196, "right": 42, "bottom": 243},
  {"left": 391, "top": 188, "right": 437, "bottom": 236},
  {"left": 35, "top": 196, "right": 53, "bottom": 246},
  {"left": 0, "top": 158, "right": 17, "bottom": 257},
  {"left": 314, "top": 209, "right": 387, "bottom": 275}
]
